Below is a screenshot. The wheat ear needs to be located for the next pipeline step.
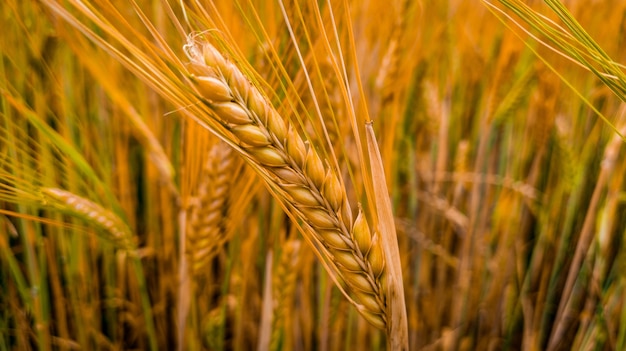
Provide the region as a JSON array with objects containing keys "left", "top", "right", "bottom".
[
  {"left": 184, "top": 39, "right": 388, "bottom": 329},
  {"left": 270, "top": 239, "right": 301, "bottom": 350},
  {"left": 42, "top": 188, "right": 132, "bottom": 249},
  {"left": 186, "top": 140, "right": 239, "bottom": 275}
]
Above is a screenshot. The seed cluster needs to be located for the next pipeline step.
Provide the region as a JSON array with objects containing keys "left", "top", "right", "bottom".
[
  {"left": 186, "top": 142, "right": 237, "bottom": 275},
  {"left": 43, "top": 188, "right": 132, "bottom": 249},
  {"left": 184, "top": 39, "right": 388, "bottom": 329}
]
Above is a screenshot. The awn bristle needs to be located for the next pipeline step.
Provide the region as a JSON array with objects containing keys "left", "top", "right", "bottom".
[
  {"left": 184, "top": 38, "right": 388, "bottom": 329},
  {"left": 298, "top": 55, "right": 345, "bottom": 144}
]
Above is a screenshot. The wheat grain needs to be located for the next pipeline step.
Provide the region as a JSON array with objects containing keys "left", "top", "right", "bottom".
[{"left": 184, "top": 38, "right": 388, "bottom": 329}]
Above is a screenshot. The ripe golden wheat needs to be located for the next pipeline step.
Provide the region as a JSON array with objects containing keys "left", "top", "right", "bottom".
[{"left": 183, "top": 37, "right": 388, "bottom": 329}]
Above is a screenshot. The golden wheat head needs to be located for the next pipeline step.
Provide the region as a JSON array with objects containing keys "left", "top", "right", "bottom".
[{"left": 183, "top": 36, "right": 388, "bottom": 329}]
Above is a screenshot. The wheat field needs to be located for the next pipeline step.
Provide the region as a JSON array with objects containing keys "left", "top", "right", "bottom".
[{"left": 1, "top": 0, "right": 626, "bottom": 350}]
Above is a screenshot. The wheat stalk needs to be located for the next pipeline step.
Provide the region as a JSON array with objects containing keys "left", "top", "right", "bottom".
[{"left": 183, "top": 38, "right": 388, "bottom": 329}]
